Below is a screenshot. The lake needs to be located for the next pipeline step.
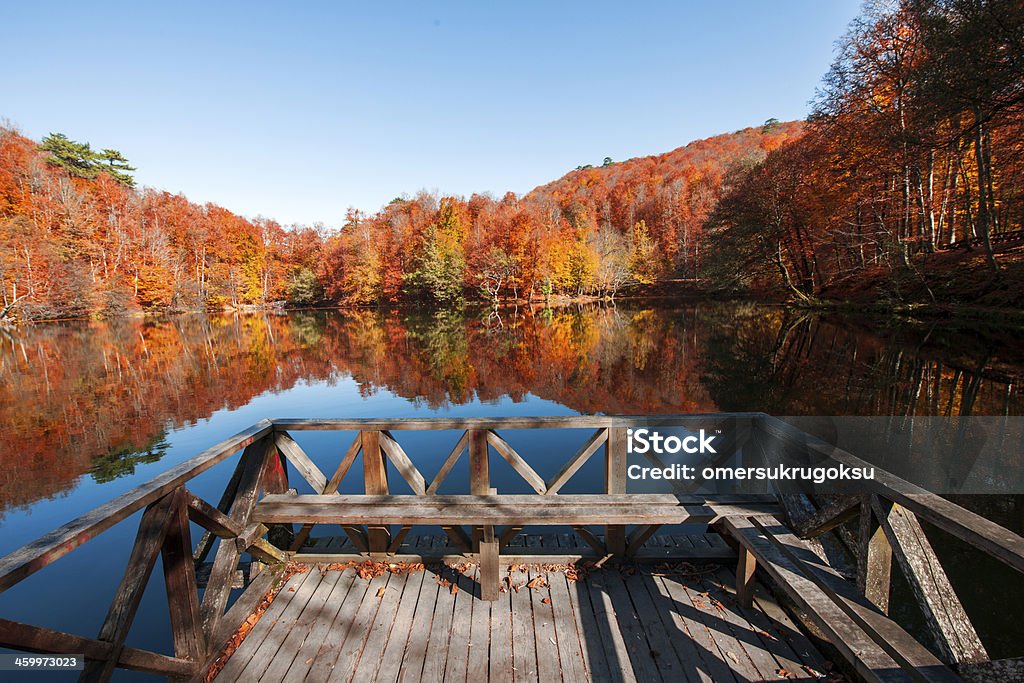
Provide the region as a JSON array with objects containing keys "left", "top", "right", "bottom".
[{"left": 1, "top": 303, "right": 1022, "bottom": 674}]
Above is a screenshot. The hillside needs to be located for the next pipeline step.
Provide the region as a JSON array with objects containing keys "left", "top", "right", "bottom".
[{"left": 524, "top": 122, "right": 804, "bottom": 280}]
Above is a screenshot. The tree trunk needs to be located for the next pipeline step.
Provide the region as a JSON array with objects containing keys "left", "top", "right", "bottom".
[{"left": 972, "top": 107, "right": 998, "bottom": 273}]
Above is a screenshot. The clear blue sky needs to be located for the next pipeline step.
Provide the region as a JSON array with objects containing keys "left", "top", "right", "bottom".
[{"left": 2, "top": 1, "right": 861, "bottom": 228}]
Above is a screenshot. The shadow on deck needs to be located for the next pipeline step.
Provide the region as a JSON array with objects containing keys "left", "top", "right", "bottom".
[{"left": 212, "top": 537, "right": 835, "bottom": 682}]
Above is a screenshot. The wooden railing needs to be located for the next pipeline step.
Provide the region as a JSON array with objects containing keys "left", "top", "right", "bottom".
[
  {"left": 0, "top": 413, "right": 1020, "bottom": 681},
  {"left": 747, "top": 415, "right": 1024, "bottom": 679},
  {"left": 0, "top": 414, "right": 747, "bottom": 681}
]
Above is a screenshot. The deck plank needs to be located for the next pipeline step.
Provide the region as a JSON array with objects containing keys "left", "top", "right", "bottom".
[
  {"left": 282, "top": 570, "right": 360, "bottom": 682},
  {"left": 350, "top": 571, "right": 410, "bottom": 682},
  {"left": 654, "top": 573, "right": 738, "bottom": 683},
  {"left": 224, "top": 570, "right": 321, "bottom": 682},
  {"left": 396, "top": 563, "right": 441, "bottom": 683},
  {"left": 372, "top": 569, "right": 427, "bottom": 683},
  {"left": 214, "top": 570, "right": 311, "bottom": 681},
  {"left": 620, "top": 570, "right": 689, "bottom": 680},
  {"left": 303, "top": 568, "right": 374, "bottom": 682},
  {"left": 602, "top": 569, "right": 664, "bottom": 682},
  {"left": 464, "top": 570, "right": 493, "bottom": 681},
  {"left": 509, "top": 564, "right": 538, "bottom": 681},
  {"left": 420, "top": 567, "right": 459, "bottom": 683},
  {"left": 696, "top": 568, "right": 786, "bottom": 680},
  {"left": 546, "top": 569, "right": 589, "bottom": 683},
  {"left": 528, "top": 567, "right": 561, "bottom": 682},
  {"left": 488, "top": 565, "right": 513, "bottom": 683},
  {"left": 444, "top": 568, "right": 475, "bottom": 683},
  {"left": 637, "top": 569, "right": 715, "bottom": 683},
  {"left": 585, "top": 571, "right": 640, "bottom": 683},
  {"left": 678, "top": 574, "right": 762, "bottom": 681},
  {"left": 258, "top": 569, "right": 341, "bottom": 682},
  {"left": 211, "top": 553, "right": 842, "bottom": 683},
  {"left": 327, "top": 571, "right": 392, "bottom": 682},
  {"left": 714, "top": 567, "right": 817, "bottom": 681}
]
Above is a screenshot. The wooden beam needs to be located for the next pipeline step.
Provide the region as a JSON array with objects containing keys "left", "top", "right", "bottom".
[
  {"left": 274, "top": 431, "right": 328, "bottom": 493},
  {"left": 201, "top": 564, "right": 286, "bottom": 678},
  {"left": 324, "top": 433, "right": 362, "bottom": 494},
  {"left": 362, "top": 431, "right": 391, "bottom": 556},
  {"left": 545, "top": 428, "right": 608, "bottom": 495},
  {"left": 192, "top": 453, "right": 246, "bottom": 565},
  {"left": 246, "top": 537, "right": 286, "bottom": 564},
  {"left": 760, "top": 415, "right": 1024, "bottom": 574},
  {"left": 486, "top": 430, "right": 546, "bottom": 494},
  {"left": 252, "top": 493, "right": 777, "bottom": 526},
  {"left": 722, "top": 515, "right": 958, "bottom": 683},
  {"left": 387, "top": 526, "right": 413, "bottom": 554},
  {"left": 426, "top": 431, "right": 469, "bottom": 495},
  {"left": 871, "top": 497, "right": 988, "bottom": 664},
  {"left": 605, "top": 427, "right": 627, "bottom": 556},
  {"left": 736, "top": 544, "right": 757, "bottom": 609},
  {"left": 625, "top": 524, "right": 661, "bottom": 557},
  {"left": 234, "top": 523, "right": 269, "bottom": 553},
  {"left": 0, "top": 419, "right": 273, "bottom": 593},
  {"left": 745, "top": 515, "right": 961, "bottom": 682},
  {"left": 441, "top": 525, "right": 474, "bottom": 553},
  {"left": 81, "top": 492, "right": 178, "bottom": 682},
  {"left": 185, "top": 490, "right": 242, "bottom": 540},
  {"left": 199, "top": 438, "right": 272, "bottom": 649},
  {"left": 290, "top": 433, "right": 363, "bottom": 551},
  {"left": 379, "top": 431, "right": 427, "bottom": 495},
  {"left": 479, "top": 526, "right": 499, "bottom": 601},
  {"left": 0, "top": 618, "right": 194, "bottom": 677},
  {"left": 260, "top": 436, "right": 293, "bottom": 550},
  {"left": 469, "top": 429, "right": 489, "bottom": 552},
  {"left": 161, "top": 488, "right": 205, "bottom": 665},
  {"left": 859, "top": 496, "right": 892, "bottom": 614},
  {"left": 795, "top": 495, "right": 861, "bottom": 538},
  {"left": 340, "top": 525, "right": 370, "bottom": 554},
  {"left": 572, "top": 526, "right": 606, "bottom": 556}
]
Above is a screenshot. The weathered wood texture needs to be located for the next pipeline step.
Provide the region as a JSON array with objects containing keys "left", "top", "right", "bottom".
[
  {"left": 720, "top": 515, "right": 962, "bottom": 683},
  {"left": 253, "top": 493, "right": 781, "bottom": 526},
  {"left": 292, "top": 531, "right": 737, "bottom": 564},
  {"left": 211, "top": 560, "right": 836, "bottom": 682},
  {"left": 760, "top": 415, "right": 1024, "bottom": 573},
  {"left": 0, "top": 420, "right": 273, "bottom": 592}
]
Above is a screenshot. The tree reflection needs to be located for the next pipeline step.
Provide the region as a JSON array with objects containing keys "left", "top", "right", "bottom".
[{"left": 0, "top": 305, "right": 1020, "bottom": 514}]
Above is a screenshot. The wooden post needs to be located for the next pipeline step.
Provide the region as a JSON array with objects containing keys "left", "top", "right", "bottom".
[
  {"left": 858, "top": 496, "right": 892, "bottom": 614},
  {"left": 736, "top": 544, "right": 757, "bottom": 609},
  {"left": 605, "top": 427, "right": 627, "bottom": 556},
  {"left": 362, "top": 430, "right": 390, "bottom": 557},
  {"left": 161, "top": 488, "right": 204, "bottom": 665},
  {"left": 871, "top": 496, "right": 988, "bottom": 664},
  {"left": 469, "top": 430, "right": 489, "bottom": 551},
  {"left": 81, "top": 493, "right": 177, "bottom": 682},
  {"left": 479, "top": 525, "right": 499, "bottom": 602},
  {"left": 261, "top": 440, "right": 293, "bottom": 551},
  {"left": 200, "top": 438, "right": 273, "bottom": 648}
]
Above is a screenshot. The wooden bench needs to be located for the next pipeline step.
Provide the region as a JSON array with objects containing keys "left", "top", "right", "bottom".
[
  {"left": 253, "top": 493, "right": 780, "bottom": 599},
  {"left": 719, "top": 515, "right": 962, "bottom": 683}
]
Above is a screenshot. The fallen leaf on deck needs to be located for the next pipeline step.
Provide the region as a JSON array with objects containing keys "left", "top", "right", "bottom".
[{"left": 376, "top": 587, "right": 386, "bottom": 598}]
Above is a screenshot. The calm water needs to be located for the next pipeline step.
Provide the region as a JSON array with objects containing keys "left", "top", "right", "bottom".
[{"left": 1, "top": 303, "right": 1022, "bottom": 673}]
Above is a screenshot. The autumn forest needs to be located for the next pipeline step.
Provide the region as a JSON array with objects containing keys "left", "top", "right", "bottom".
[{"left": 1, "top": 0, "right": 1022, "bottom": 323}]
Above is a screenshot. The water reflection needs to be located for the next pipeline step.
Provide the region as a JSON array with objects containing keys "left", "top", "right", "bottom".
[{"left": 0, "top": 304, "right": 1021, "bottom": 514}]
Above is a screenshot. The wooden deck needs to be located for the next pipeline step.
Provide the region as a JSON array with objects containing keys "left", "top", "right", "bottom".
[
  {"left": 4, "top": 415, "right": 1023, "bottom": 682},
  {"left": 213, "top": 534, "right": 834, "bottom": 682}
]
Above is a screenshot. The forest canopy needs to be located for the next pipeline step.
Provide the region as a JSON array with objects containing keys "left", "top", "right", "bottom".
[{"left": 1, "top": 0, "right": 1022, "bottom": 322}]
